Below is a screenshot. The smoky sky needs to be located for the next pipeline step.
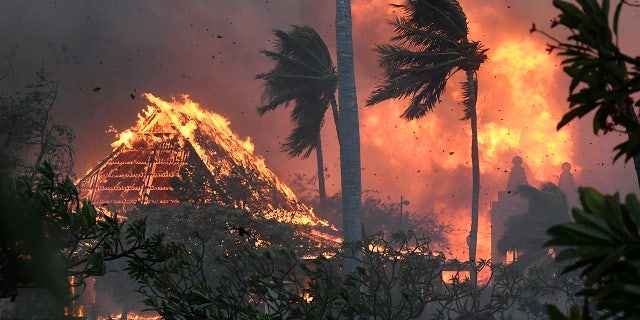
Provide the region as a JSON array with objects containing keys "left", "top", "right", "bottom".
[{"left": 3, "top": 0, "right": 640, "bottom": 258}]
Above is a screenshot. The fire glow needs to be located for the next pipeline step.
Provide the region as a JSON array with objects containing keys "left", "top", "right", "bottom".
[
  {"left": 483, "top": 39, "right": 575, "bottom": 181},
  {"left": 114, "top": 93, "right": 294, "bottom": 206},
  {"left": 89, "top": 93, "right": 336, "bottom": 232},
  {"left": 360, "top": 37, "right": 576, "bottom": 260}
]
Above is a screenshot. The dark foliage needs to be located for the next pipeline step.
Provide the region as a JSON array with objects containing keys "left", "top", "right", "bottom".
[
  {"left": 366, "top": 0, "right": 488, "bottom": 119},
  {"left": 257, "top": 25, "right": 338, "bottom": 159},
  {"left": 535, "top": 0, "right": 640, "bottom": 161},
  {"left": 498, "top": 183, "right": 571, "bottom": 267},
  {"left": 0, "top": 162, "right": 149, "bottom": 313},
  {"left": 0, "top": 71, "right": 74, "bottom": 179},
  {"left": 546, "top": 187, "right": 640, "bottom": 319}
]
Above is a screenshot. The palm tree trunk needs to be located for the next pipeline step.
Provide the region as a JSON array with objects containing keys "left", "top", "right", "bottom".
[
  {"left": 467, "top": 70, "right": 480, "bottom": 287},
  {"left": 336, "top": 0, "right": 363, "bottom": 274},
  {"left": 315, "top": 135, "right": 327, "bottom": 207}
]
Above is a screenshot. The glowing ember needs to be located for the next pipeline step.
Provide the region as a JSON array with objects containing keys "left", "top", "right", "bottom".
[{"left": 441, "top": 270, "right": 471, "bottom": 285}]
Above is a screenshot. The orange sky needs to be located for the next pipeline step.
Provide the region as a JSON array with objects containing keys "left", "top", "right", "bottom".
[{"left": 2, "top": 0, "right": 640, "bottom": 259}]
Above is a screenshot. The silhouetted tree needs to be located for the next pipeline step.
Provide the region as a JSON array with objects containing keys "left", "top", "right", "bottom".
[
  {"left": 0, "top": 71, "right": 74, "bottom": 179},
  {"left": 498, "top": 183, "right": 571, "bottom": 268},
  {"left": 367, "top": 0, "right": 487, "bottom": 284},
  {"left": 0, "top": 163, "right": 150, "bottom": 317},
  {"left": 257, "top": 25, "right": 338, "bottom": 206},
  {"left": 535, "top": 1, "right": 640, "bottom": 318},
  {"left": 125, "top": 202, "right": 317, "bottom": 319},
  {"left": 169, "top": 164, "right": 220, "bottom": 206}
]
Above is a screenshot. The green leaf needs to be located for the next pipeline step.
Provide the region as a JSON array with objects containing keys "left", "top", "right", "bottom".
[
  {"left": 554, "top": 0, "right": 586, "bottom": 27},
  {"left": 562, "top": 222, "right": 615, "bottom": 244},
  {"left": 546, "top": 304, "right": 570, "bottom": 320},
  {"left": 557, "top": 105, "right": 594, "bottom": 130},
  {"left": 626, "top": 194, "right": 640, "bottom": 225},
  {"left": 614, "top": 128, "right": 640, "bottom": 162},
  {"left": 572, "top": 210, "right": 616, "bottom": 238},
  {"left": 602, "top": 195, "right": 634, "bottom": 240},
  {"left": 579, "top": 187, "right": 606, "bottom": 215},
  {"left": 623, "top": 284, "right": 640, "bottom": 295},
  {"left": 87, "top": 252, "right": 105, "bottom": 274}
]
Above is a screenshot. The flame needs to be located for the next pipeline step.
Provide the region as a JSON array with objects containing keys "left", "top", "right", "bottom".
[
  {"left": 111, "top": 129, "right": 134, "bottom": 149},
  {"left": 483, "top": 38, "right": 577, "bottom": 182},
  {"left": 360, "top": 36, "right": 577, "bottom": 261},
  {"left": 441, "top": 270, "right": 471, "bottom": 285},
  {"left": 98, "top": 93, "right": 338, "bottom": 239}
]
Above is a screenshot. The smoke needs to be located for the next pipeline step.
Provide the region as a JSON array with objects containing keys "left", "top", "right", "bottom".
[{"left": 2, "top": 0, "right": 639, "bottom": 259}]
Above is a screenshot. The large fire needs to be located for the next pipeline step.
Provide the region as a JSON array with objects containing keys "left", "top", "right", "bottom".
[
  {"left": 80, "top": 93, "right": 338, "bottom": 233},
  {"left": 483, "top": 39, "right": 576, "bottom": 181},
  {"left": 79, "top": 93, "right": 341, "bottom": 318},
  {"left": 360, "top": 36, "right": 576, "bottom": 260}
]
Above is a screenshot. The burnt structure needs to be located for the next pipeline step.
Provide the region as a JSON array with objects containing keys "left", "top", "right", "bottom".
[
  {"left": 78, "top": 134, "right": 204, "bottom": 211},
  {"left": 77, "top": 94, "right": 332, "bottom": 232}
]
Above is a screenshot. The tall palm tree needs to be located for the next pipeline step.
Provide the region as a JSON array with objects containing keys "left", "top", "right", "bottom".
[
  {"left": 498, "top": 183, "right": 571, "bottom": 268},
  {"left": 336, "top": 0, "right": 363, "bottom": 274},
  {"left": 256, "top": 25, "right": 339, "bottom": 205},
  {"left": 366, "top": 0, "right": 487, "bottom": 284}
]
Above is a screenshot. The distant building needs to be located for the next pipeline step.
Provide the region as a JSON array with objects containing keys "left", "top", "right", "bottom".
[
  {"left": 490, "top": 156, "right": 578, "bottom": 265},
  {"left": 490, "top": 156, "right": 528, "bottom": 265}
]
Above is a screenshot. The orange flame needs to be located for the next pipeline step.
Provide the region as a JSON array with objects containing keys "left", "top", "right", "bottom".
[
  {"left": 106, "top": 93, "right": 335, "bottom": 232},
  {"left": 483, "top": 38, "right": 577, "bottom": 181},
  {"left": 360, "top": 37, "right": 577, "bottom": 261}
]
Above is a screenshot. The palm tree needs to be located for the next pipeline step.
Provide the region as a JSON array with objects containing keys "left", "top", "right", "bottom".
[
  {"left": 498, "top": 183, "right": 571, "bottom": 268},
  {"left": 256, "top": 25, "right": 339, "bottom": 206},
  {"left": 336, "top": 0, "right": 363, "bottom": 274},
  {"left": 366, "top": 0, "right": 487, "bottom": 284}
]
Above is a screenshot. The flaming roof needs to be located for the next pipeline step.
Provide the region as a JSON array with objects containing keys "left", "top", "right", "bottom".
[{"left": 78, "top": 94, "right": 335, "bottom": 235}]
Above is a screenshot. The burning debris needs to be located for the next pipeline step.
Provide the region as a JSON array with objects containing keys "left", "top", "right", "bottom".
[{"left": 78, "top": 93, "right": 337, "bottom": 241}]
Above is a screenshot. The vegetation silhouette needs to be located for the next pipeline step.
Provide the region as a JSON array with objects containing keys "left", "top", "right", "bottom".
[
  {"left": 367, "top": 0, "right": 488, "bottom": 285},
  {"left": 257, "top": 25, "right": 338, "bottom": 207}
]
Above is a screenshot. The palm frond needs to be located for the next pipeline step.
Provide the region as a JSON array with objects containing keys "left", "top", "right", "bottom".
[
  {"left": 256, "top": 25, "right": 336, "bottom": 158},
  {"left": 505, "top": 184, "right": 570, "bottom": 241},
  {"left": 519, "top": 183, "right": 570, "bottom": 219},
  {"left": 498, "top": 183, "right": 571, "bottom": 264},
  {"left": 281, "top": 99, "right": 327, "bottom": 158},
  {"left": 367, "top": 0, "right": 487, "bottom": 121},
  {"left": 395, "top": 0, "right": 468, "bottom": 45},
  {"left": 403, "top": 75, "right": 449, "bottom": 118},
  {"left": 367, "top": 42, "right": 457, "bottom": 119},
  {"left": 391, "top": 17, "right": 460, "bottom": 50},
  {"left": 375, "top": 44, "right": 463, "bottom": 72},
  {"left": 256, "top": 93, "right": 295, "bottom": 115}
]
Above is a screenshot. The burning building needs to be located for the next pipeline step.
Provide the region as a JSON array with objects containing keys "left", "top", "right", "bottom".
[{"left": 77, "top": 93, "right": 337, "bottom": 240}]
